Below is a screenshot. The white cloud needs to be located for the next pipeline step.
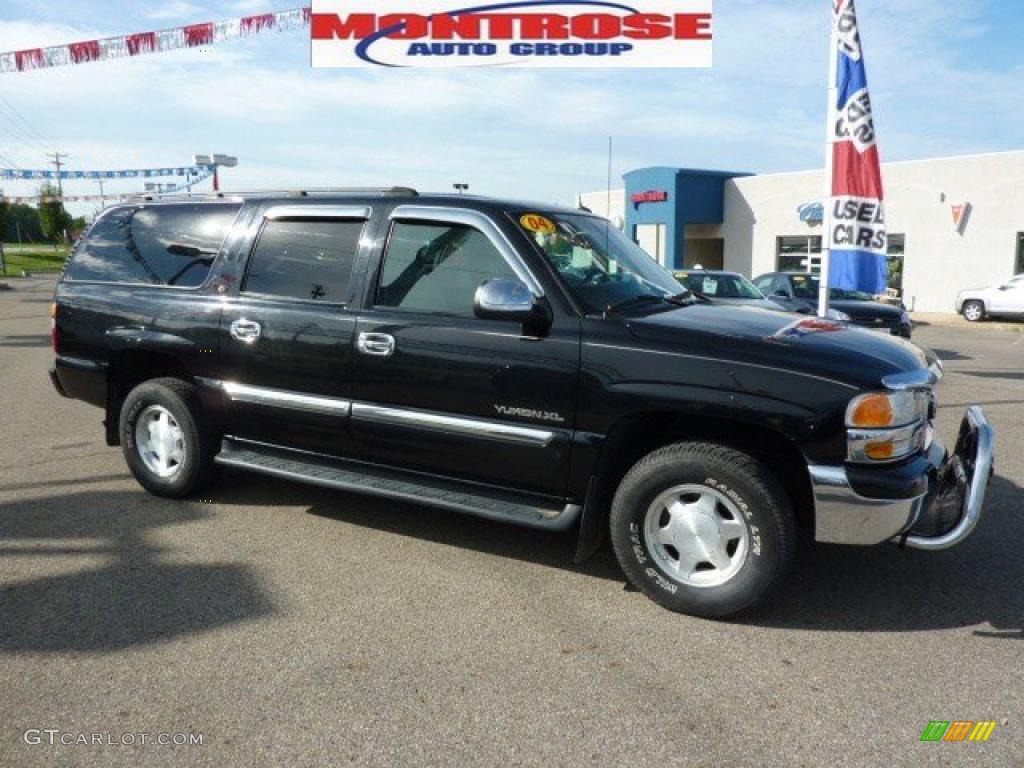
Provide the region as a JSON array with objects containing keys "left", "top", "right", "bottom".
[
  {"left": 145, "top": 2, "right": 208, "bottom": 22},
  {"left": 0, "top": 0, "right": 1020, "bottom": 218}
]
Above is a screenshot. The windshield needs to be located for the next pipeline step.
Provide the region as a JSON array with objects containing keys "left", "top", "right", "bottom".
[
  {"left": 677, "top": 272, "right": 763, "bottom": 300},
  {"left": 515, "top": 211, "right": 683, "bottom": 313},
  {"left": 791, "top": 275, "right": 875, "bottom": 302}
]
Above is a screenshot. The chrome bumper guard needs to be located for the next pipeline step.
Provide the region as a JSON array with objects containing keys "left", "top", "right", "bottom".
[
  {"left": 809, "top": 407, "right": 994, "bottom": 550},
  {"left": 901, "top": 407, "right": 994, "bottom": 551}
]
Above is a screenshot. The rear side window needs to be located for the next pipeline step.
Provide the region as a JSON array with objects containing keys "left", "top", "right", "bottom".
[
  {"left": 65, "top": 203, "right": 241, "bottom": 287},
  {"left": 376, "top": 221, "right": 514, "bottom": 315},
  {"left": 243, "top": 219, "right": 365, "bottom": 303}
]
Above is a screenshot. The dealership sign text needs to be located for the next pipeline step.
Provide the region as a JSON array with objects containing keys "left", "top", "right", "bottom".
[{"left": 311, "top": 1, "right": 713, "bottom": 68}]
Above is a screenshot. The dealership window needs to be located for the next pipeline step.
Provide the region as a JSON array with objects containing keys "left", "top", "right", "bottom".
[
  {"left": 1016, "top": 232, "right": 1024, "bottom": 275},
  {"left": 776, "top": 236, "right": 822, "bottom": 273},
  {"left": 887, "top": 234, "right": 906, "bottom": 297}
]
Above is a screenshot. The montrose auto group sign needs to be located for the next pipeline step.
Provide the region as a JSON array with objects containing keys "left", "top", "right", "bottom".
[{"left": 311, "top": 1, "right": 713, "bottom": 68}]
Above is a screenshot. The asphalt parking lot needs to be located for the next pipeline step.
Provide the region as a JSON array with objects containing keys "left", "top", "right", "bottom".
[{"left": 1, "top": 277, "right": 1021, "bottom": 767}]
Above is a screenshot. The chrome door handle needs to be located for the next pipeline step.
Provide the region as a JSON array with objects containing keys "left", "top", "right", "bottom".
[
  {"left": 230, "top": 318, "right": 261, "bottom": 343},
  {"left": 357, "top": 332, "right": 395, "bottom": 357}
]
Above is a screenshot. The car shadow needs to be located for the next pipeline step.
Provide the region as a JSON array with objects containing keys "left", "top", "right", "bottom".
[
  {"left": 0, "top": 333, "right": 51, "bottom": 348},
  {"left": 0, "top": 490, "right": 276, "bottom": 653},
  {"left": 214, "top": 468, "right": 627, "bottom": 584},
  {"left": 745, "top": 473, "right": 1022, "bottom": 636},
  {"left": 212, "top": 469, "right": 1021, "bottom": 635},
  {"left": 928, "top": 348, "right": 973, "bottom": 362}
]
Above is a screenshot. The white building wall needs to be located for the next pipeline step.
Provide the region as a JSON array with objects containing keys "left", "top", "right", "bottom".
[
  {"left": 577, "top": 188, "right": 626, "bottom": 229},
  {"left": 724, "top": 151, "right": 1024, "bottom": 313},
  {"left": 580, "top": 151, "right": 1024, "bottom": 313}
]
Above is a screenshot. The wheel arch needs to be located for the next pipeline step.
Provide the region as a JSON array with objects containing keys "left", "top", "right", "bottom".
[
  {"left": 105, "top": 350, "right": 198, "bottom": 446},
  {"left": 574, "top": 410, "right": 815, "bottom": 562}
]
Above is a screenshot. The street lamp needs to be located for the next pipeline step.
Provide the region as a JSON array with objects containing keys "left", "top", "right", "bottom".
[
  {"left": 453, "top": 183, "right": 469, "bottom": 195},
  {"left": 195, "top": 153, "right": 238, "bottom": 192}
]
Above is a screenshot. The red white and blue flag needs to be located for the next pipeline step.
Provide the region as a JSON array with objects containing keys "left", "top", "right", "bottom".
[{"left": 827, "top": 0, "right": 887, "bottom": 294}]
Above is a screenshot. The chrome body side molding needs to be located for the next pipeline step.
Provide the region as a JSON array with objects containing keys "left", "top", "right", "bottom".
[
  {"left": 221, "top": 381, "right": 351, "bottom": 417},
  {"left": 213, "top": 380, "right": 558, "bottom": 447},
  {"left": 351, "top": 402, "right": 555, "bottom": 447}
]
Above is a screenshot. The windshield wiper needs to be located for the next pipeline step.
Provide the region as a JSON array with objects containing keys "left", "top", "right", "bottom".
[{"left": 605, "top": 292, "right": 694, "bottom": 316}]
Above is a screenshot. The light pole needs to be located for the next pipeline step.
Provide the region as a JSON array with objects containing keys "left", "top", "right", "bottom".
[
  {"left": 453, "top": 183, "right": 469, "bottom": 195},
  {"left": 196, "top": 154, "right": 238, "bottom": 193}
]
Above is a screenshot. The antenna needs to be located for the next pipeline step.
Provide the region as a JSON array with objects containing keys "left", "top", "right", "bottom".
[{"left": 605, "top": 136, "right": 613, "bottom": 255}]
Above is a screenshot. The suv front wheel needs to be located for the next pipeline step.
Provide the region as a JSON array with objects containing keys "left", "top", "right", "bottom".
[
  {"left": 120, "top": 377, "right": 217, "bottom": 498},
  {"left": 610, "top": 442, "right": 796, "bottom": 618}
]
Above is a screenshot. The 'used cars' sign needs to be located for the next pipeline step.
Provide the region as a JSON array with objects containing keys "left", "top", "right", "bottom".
[{"left": 311, "top": 1, "right": 713, "bottom": 68}]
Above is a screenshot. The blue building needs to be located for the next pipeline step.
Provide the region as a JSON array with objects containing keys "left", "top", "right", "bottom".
[{"left": 622, "top": 167, "right": 751, "bottom": 270}]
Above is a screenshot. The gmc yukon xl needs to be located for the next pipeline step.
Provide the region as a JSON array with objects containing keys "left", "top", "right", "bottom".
[{"left": 49, "top": 189, "right": 995, "bottom": 617}]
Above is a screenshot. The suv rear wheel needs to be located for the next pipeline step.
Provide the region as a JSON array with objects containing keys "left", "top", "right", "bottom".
[
  {"left": 962, "top": 300, "right": 985, "bottom": 322},
  {"left": 609, "top": 442, "right": 796, "bottom": 618},
  {"left": 120, "top": 377, "right": 217, "bottom": 498}
]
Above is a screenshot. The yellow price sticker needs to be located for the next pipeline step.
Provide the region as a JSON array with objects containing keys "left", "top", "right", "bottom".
[{"left": 520, "top": 214, "right": 556, "bottom": 234}]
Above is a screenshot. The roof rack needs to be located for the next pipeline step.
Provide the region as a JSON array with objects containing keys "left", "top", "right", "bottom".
[{"left": 125, "top": 186, "right": 420, "bottom": 202}]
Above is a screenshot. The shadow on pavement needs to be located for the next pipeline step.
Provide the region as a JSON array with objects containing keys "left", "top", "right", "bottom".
[
  {"left": 0, "top": 490, "right": 276, "bottom": 653},
  {"left": 215, "top": 468, "right": 626, "bottom": 584},
  {"left": 929, "top": 348, "right": 973, "bottom": 361},
  {"left": 0, "top": 334, "right": 51, "bottom": 348},
  {"left": 749, "top": 473, "right": 1023, "bottom": 636}
]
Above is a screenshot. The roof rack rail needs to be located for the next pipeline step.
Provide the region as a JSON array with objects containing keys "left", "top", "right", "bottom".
[{"left": 124, "top": 187, "right": 421, "bottom": 202}]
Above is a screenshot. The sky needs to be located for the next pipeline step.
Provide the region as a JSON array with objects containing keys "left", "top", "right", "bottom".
[{"left": 0, "top": 0, "right": 1022, "bottom": 217}]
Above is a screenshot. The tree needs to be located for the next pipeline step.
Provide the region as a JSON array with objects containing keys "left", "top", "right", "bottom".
[
  {"left": 0, "top": 198, "right": 8, "bottom": 244},
  {"left": 4, "top": 203, "right": 45, "bottom": 242},
  {"left": 37, "top": 183, "right": 73, "bottom": 243}
]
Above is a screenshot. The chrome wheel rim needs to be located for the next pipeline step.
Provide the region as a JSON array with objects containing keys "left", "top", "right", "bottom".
[
  {"left": 964, "top": 303, "right": 982, "bottom": 321},
  {"left": 135, "top": 405, "right": 186, "bottom": 478},
  {"left": 643, "top": 484, "right": 750, "bottom": 588}
]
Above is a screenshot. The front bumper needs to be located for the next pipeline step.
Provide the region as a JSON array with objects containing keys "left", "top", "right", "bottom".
[{"left": 810, "top": 407, "right": 994, "bottom": 549}]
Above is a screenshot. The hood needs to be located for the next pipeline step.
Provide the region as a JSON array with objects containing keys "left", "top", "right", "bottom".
[
  {"left": 830, "top": 299, "right": 905, "bottom": 321},
  {"left": 704, "top": 297, "right": 789, "bottom": 312},
  {"left": 626, "top": 304, "right": 930, "bottom": 391}
]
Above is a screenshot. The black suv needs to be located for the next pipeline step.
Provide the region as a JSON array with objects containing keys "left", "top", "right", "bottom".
[
  {"left": 753, "top": 271, "right": 913, "bottom": 338},
  {"left": 50, "top": 190, "right": 993, "bottom": 618}
]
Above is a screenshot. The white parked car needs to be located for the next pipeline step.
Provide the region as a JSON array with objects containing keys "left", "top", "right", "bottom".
[{"left": 956, "top": 274, "right": 1024, "bottom": 321}]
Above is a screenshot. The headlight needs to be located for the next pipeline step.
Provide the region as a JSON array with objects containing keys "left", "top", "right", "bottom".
[
  {"left": 846, "top": 390, "right": 930, "bottom": 463},
  {"left": 826, "top": 308, "right": 852, "bottom": 322}
]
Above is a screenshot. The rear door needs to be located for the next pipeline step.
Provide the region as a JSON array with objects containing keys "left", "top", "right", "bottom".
[
  {"left": 351, "top": 205, "right": 580, "bottom": 498},
  {"left": 219, "top": 204, "right": 373, "bottom": 457}
]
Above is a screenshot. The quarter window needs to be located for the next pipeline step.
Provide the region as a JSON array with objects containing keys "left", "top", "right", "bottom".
[
  {"left": 376, "top": 221, "right": 514, "bottom": 315},
  {"left": 65, "top": 203, "right": 241, "bottom": 286},
  {"left": 244, "top": 219, "right": 364, "bottom": 302}
]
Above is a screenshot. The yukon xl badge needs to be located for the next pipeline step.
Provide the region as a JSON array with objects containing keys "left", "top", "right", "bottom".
[{"left": 494, "top": 405, "right": 565, "bottom": 424}]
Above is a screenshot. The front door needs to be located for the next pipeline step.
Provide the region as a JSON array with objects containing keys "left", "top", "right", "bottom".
[
  {"left": 352, "top": 207, "right": 579, "bottom": 499},
  {"left": 219, "top": 204, "right": 373, "bottom": 457}
]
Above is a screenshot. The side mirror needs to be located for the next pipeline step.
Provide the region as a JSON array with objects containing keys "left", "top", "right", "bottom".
[
  {"left": 772, "top": 290, "right": 789, "bottom": 299},
  {"left": 474, "top": 278, "right": 550, "bottom": 330}
]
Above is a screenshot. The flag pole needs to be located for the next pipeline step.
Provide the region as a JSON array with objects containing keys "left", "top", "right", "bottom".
[{"left": 818, "top": 4, "right": 839, "bottom": 318}]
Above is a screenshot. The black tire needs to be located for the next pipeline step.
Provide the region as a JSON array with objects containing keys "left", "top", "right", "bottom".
[
  {"left": 962, "top": 300, "right": 986, "bottom": 323},
  {"left": 119, "top": 377, "right": 217, "bottom": 498},
  {"left": 609, "top": 442, "right": 796, "bottom": 618}
]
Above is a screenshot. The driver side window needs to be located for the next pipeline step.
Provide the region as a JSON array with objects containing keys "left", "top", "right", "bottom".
[{"left": 376, "top": 221, "right": 514, "bottom": 316}]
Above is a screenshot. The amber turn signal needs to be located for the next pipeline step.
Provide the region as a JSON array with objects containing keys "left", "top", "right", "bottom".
[{"left": 849, "top": 393, "right": 894, "bottom": 428}]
